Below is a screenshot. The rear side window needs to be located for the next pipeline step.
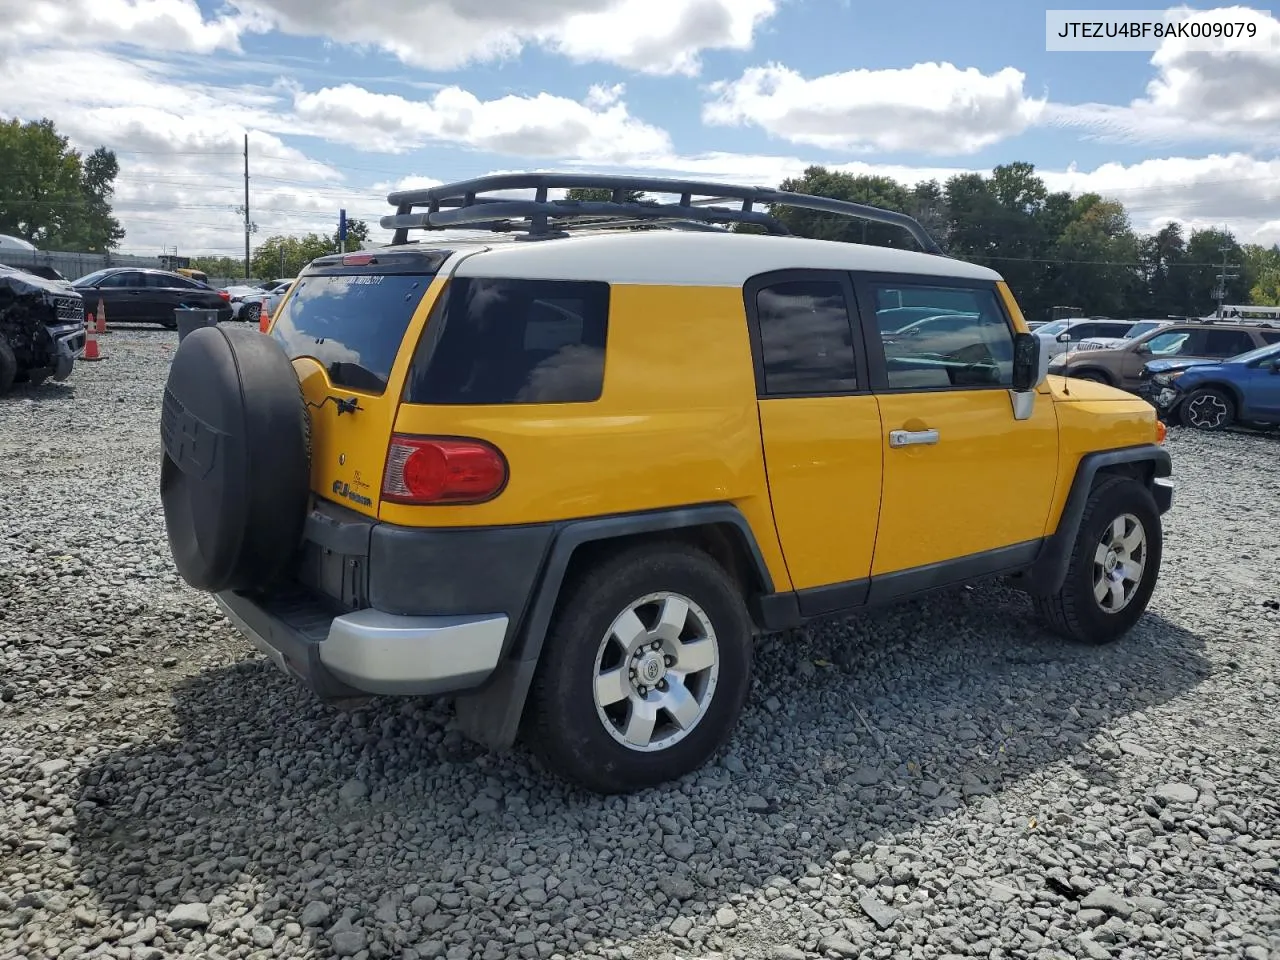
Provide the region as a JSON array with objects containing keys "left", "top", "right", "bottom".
[
  {"left": 1203, "top": 330, "right": 1257, "bottom": 356},
  {"left": 1262, "top": 331, "right": 1280, "bottom": 344},
  {"left": 405, "top": 277, "right": 609, "bottom": 405},
  {"left": 272, "top": 273, "right": 437, "bottom": 394},
  {"left": 753, "top": 278, "right": 859, "bottom": 395}
]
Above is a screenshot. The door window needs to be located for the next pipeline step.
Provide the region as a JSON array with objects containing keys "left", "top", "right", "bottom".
[
  {"left": 868, "top": 283, "right": 1014, "bottom": 389},
  {"left": 753, "top": 278, "right": 859, "bottom": 395}
]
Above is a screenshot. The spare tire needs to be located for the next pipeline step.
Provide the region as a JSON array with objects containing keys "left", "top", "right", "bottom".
[{"left": 160, "top": 324, "right": 310, "bottom": 593}]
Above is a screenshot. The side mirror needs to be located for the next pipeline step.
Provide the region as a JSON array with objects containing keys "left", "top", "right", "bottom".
[
  {"left": 1056, "top": 332, "right": 1071, "bottom": 343},
  {"left": 1269, "top": 358, "right": 1280, "bottom": 374},
  {"left": 1012, "top": 332, "right": 1047, "bottom": 392},
  {"left": 1136, "top": 343, "right": 1152, "bottom": 355}
]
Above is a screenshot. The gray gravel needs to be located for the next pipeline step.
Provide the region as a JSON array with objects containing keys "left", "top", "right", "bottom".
[{"left": 2, "top": 326, "right": 1279, "bottom": 960}]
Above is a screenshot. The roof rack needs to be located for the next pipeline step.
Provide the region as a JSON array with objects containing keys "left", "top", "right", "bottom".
[{"left": 381, "top": 172, "right": 944, "bottom": 255}]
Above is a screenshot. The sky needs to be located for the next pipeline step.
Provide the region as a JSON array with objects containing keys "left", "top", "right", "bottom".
[{"left": 0, "top": 0, "right": 1278, "bottom": 258}]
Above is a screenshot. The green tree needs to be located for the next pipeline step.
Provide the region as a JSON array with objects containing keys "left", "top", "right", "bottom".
[
  {"left": 1046, "top": 195, "right": 1143, "bottom": 318},
  {"left": 332, "top": 217, "right": 370, "bottom": 250},
  {"left": 1241, "top": 243, "right": 1280, "bottom": 305},
  {"left": 0, "top": 118, "right": 123, "bottom": 251},
  {"left": 251, "top": 232, "right": 340, "bottom": 279},
  {"left": 1140, "top": 222, "right": 1191, "bottom": 317},
  {"left": 768, "top": 166, "right": 924, "bottom": 248},
  {"left": 188, "top": 256, "right": 245, "bottom": 278},
  {"left": 1185, "top": 228, "right": 1247, "bottom": 316}
]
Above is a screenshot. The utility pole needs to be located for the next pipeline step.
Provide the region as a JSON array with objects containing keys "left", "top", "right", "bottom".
[
  {"left": 1214, "top": 242, "right": 1240, "bottom": 319},
  {"left": 243, "top": 134, "right": 250, "bottom": 281}
]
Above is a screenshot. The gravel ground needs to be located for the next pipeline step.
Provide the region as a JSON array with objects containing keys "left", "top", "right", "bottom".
[{"left": 2, "top": 326, "right": 1278, "bottom": 960}]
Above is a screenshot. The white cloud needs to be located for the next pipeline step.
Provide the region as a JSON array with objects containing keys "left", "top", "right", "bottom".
[
  {"left": 1045, "top": 6, "right": 1280, "bottom": 146},
  {"left": 291, "top": 83, "right": 672, "bottom": 160},
  {"left": 229, "top": 0, "right": 776, "bottom": 75},
  {"left": 0, "top": 0, "right": 243, "bottom": 55},
  {"left": 703, "top": 61, "right": 1045, "bottom": 155}
]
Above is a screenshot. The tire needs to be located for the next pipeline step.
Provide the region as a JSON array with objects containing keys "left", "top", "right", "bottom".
[
  {"left": 242, "top": 302, "right": 261, "bottom": 326},
  {"left": 1033, "top": 476, "right": 1162, "bottom": 645},
  {"left": 1180, "top": 387, "right": 1234, "bottom": 431},
  {"left": 159, "top": 325, "right": 311, "bottom": 592},
  {"left": 0, "top": 340, "right": 15, "bottom": 395},
  {"left": 525, "top": 543, "right": 753, "bottom": 794}
]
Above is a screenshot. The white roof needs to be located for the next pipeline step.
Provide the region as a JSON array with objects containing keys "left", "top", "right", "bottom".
[
  {"left": 395, "top": 229, "right": 1002, "bottom": 287},
  {"left": 0, "top": 234, "right": 38, "bottom": 251}
]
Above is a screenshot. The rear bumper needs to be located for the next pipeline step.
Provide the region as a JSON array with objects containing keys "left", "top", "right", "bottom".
[{"left": 215, "top": 588, "right": 508, "bottom": 698}]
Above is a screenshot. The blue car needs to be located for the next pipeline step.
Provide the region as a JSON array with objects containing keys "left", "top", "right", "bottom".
[{"left": 1145, "top": 341, "right": 1280, "bottom": 430}]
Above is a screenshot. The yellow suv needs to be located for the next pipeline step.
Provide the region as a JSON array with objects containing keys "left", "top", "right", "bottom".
[{"left": 159, "top": 174, "right": 1173, "bottom": 794}]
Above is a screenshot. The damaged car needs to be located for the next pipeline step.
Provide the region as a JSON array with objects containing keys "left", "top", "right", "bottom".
[{"left": 0, "top": 264, "right": 86, "bottom": 394}]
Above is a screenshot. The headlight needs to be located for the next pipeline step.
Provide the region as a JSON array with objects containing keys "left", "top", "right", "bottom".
[{"left": 1151, "top": 371, "right": 1184, "bottom": 387}]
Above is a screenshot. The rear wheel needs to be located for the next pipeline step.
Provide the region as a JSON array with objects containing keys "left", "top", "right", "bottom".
[
  {"left": 1180, "top": 387, "right": 1234, "bottom": 431},
  {"left": 1034, "top": 476, "right": 1161, "bottom": 644},
  {"left": 526, "top": 544, "right": 752, "bottom": 794},
  {"left": 242, "top": 302, "right": 262, "bottom": 325}
]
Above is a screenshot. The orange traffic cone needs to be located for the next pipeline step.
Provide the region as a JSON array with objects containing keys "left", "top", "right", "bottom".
[
  {"left": 83, "top": 313, "right": 103, "bottom": 360},
  {"left": 95, "top": 298, "right": 107, "bottom": 334}
]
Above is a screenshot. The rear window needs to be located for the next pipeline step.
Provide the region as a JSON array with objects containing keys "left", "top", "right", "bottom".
[
  {"left": 404, "top": 277, "right": 609, "bottom": 405},
  {"left": 271, "top": 273, "right": 436, "bottom": 394}
]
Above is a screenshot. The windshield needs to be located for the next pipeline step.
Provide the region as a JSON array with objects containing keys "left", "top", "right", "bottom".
[
  {"left": 73, "top": 269, "right": 113, "bottom": 286},
  {"left": 1126, "top": 321, "right": 1163, "bottom": 338},
  {"left": 1037, "top": 320, "right": 1068, "bottom": 335},
  {"left": 1232, "top": 341, "right": 1280, "bottom": 364},
  {"left": 1143, "top": 331, "right": 1192, "bottom": 356},
  {"left": 271, "top": 272, "right": 436, "bottom": 394}
]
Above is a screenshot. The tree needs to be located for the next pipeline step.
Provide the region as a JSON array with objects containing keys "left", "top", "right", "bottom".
[
  {"left": 769, "top": 166, "right": 923, "bottom": 248},
  {"left": 1046, "top": 195, "right": 1142, "bottom": 318},
  {"left": 1141, "top": 222, "right": 1191, "bottom": 317},
  {"left": 0, "top": 117, "right": 124, "bottom": 251},
  {"left": 1241, "top": 243, "right": 1280, "bottom": 305},
  {"left": 332, "top": 217, "right": 370, "bottom": 250},
  {"left": 251, "top": 232, "right": 343, "bottom": 279},
  {"left": 1185, "top": 228, "right": 1247, "bottom": 316}
]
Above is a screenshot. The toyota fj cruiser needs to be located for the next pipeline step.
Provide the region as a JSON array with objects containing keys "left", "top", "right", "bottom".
[{"left": 160, "top": 174, "right": 1173, "bottom": 794}]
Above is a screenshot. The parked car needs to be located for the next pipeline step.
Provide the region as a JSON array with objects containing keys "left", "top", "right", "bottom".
[
  {"left": 159, "top": 173, "right": 1173, "bottom": 795},
  {"left": 1035, "top": 317, "right": 1138, "bottom": 359},
  {"left": 259, "top": 280, "right": 294, "bottom": 324},
  {"left": 223, "top": 285, "right": 270, "bottom": 322},
  {"left": 71, "top": 267, "right": 233, "bottom": 328},
  {"left": 1145, "top": 341, "right": 1280, "bottom": 430},
  {"left": 0, "top": 264, "right": 85, "bottom": 394},
  {"left": 1050, "top": 320, "right": 1280, "bottom": 391},
  {"left": 1074, "top": 318, "right": 1172, "bottom": 352}
]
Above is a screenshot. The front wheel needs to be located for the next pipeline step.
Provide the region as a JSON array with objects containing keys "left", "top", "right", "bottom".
[
  {"left": 1181, "top": 388, "right": 1234, "bottom": 431},
  {"left": 1033, "top": 476, "right": 1162, "bottom": 644},
  {"left": 525, "top": 544, "right": 753, "bottom": 794}
]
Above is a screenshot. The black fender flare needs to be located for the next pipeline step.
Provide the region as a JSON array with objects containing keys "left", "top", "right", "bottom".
[
  {"left": 1017, "top": 443, "right": 1172, "bottom": 596},
  {"left": 452, "top": 503, "right": 777, "bottom": 750}
]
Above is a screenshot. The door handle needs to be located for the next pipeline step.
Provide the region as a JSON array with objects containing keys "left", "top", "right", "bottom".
[{"left": 889, "top": 429, "right": 939, "bottom": 448}]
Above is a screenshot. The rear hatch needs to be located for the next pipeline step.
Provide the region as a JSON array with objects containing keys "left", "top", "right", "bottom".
[{"left": 267, "top": 247, "right": 458, "bottom": 518}]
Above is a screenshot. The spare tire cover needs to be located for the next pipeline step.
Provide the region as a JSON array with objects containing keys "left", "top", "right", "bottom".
[{"left": 160, "top": 324, "right": 310, "bottom": 593}]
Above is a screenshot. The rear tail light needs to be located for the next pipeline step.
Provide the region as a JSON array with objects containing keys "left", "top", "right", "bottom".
[
  {"left": 382, "top": 435, "right": 507, "bottom": 504},
  {"left": 343, "top": 254, "right": 376, "bottom": 266},
  {"left": 218, "top": 290, "right": 230, "bottom": 301}
]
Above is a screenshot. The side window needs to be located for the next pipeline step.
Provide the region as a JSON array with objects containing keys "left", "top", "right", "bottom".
[
  {"left": 1097, "top": 322, "right": 1131, "bottom": 338},
  {"left": 405, "top": 277, "right": 609, "bottom": 405},
  {"left": 1203, "top": 330, "right": 1256, "bottom": 357},
  {"left": 869, "top": 283, "right": 1014, "bottom": 389},
  {"left": 97, "top": 272, "right": 138, "bottom": 288},
  {"left": 753, "top": 278, "right": 858, "bottom": 395},
  {"left": 1067, "top": 322, "right": 1098, "bottom": 340},
  {"left": 1261, "top": 331, "right": 1280, "bottom": 345}
]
